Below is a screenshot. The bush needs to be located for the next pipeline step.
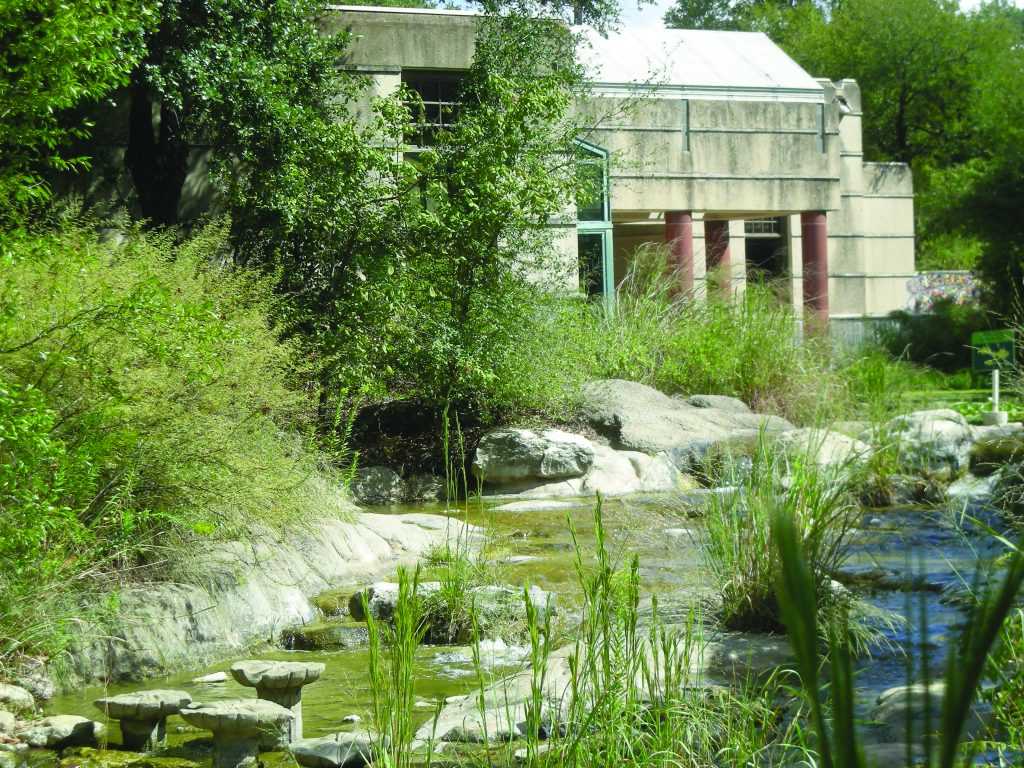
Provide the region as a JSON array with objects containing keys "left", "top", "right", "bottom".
[
  {"left": 878, "top": 298, "right": 992, "bottom": 372},
  {"left": 0, "top": 219, "right": 336, "bottom": 663}
]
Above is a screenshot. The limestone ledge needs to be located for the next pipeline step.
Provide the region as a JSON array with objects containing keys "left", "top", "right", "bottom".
[{"left": 63, "top": 513, "right": 471, "bottom": 692}]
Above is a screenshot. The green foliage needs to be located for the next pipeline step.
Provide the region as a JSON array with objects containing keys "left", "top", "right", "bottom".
[
  {"left": 877, "top": 300, "right": 992, "bottom": 373},
  {"left": 0, "top": 220, "right": 332, "bottom": 662},
  {"left": 0, "top": 0, "right": 150, "bottom": 215},
  {"left": 498, "top": 246, "right": 839, "bottom": 425},
  {"left": 760, "top": 0, "right": 1024, "bottom": 292}
]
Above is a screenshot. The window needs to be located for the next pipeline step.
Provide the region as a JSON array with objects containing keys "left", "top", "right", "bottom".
[
  {"left": 744, "top": 218, "right": 780, "bottom": 236},
  {"left": 575, "top": 141, "right": 614, "bottom": 309},
  {"left": 402, "top": 70, "right": 464, "bottom": 146}
]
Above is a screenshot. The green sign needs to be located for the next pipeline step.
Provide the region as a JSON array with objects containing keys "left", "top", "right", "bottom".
[{"left": 971, "top": 329, "right": 1016, "bottom": 373}]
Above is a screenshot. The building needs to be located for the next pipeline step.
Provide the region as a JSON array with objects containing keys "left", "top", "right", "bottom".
[{"left": 339, "top": 6, "right": 917, "bottom": 335}]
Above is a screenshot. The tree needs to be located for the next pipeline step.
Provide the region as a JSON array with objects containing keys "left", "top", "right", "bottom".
[
  {"left": 0, "top": 0, "right": 150, "bottom": 216},
  {"left": 118, "top": 0, "right": 346, "bottom": 226}
]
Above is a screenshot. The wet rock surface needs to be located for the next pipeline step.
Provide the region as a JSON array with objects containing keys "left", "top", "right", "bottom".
[
  {"left": 16, "top": 715, "right": 105, "bottom": 749},
  {"left": 291, "top": 731, "right": 373, "bottom": 767}
]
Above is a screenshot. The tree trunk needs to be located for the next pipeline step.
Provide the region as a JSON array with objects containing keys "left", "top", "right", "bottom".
[{"left": 125, "top": 76, "right": 190, "bottom": 227}]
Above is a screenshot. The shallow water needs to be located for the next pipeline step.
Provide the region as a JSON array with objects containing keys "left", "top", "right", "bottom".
[{"left": 42, "top": 493, "right": 1008, "bottom": 764}]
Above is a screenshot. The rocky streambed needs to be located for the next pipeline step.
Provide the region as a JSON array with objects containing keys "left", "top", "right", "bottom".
[{"left": 5, "top": 381, "right": 1024, "bottom": 768}]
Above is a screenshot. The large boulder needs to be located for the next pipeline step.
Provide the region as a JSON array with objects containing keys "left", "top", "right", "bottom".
[
  {"left": 865, "top": 410, "right": 973, "bottom": 479},
  {"left": 773, "top": 429, "right": 871, "bottom": 469},
  {"left": 580, "top": 380, "right": 793, "bottom": 467},
  {"left": 472, "top": 429, "right": 595, "bottom": 484}
]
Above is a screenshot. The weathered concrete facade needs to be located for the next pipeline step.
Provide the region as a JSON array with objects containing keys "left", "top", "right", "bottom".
[{"left": 333, "top": 6, "right": 916, "bottom": 329}]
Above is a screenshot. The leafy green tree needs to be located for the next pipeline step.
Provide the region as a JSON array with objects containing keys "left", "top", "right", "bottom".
[
  {"left": 399, "top": 4, "right": 588, "bottom": 412},
  {"left": 0, "top": 0, "right": 150, "bottom": 216},
  {"left": 119, "top": 0, "right": 346, "bottom": 226}
]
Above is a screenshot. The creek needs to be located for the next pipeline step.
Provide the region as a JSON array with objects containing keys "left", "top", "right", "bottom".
[{"left": 39, "top": 492, "right": 1006, "bottom": 766}]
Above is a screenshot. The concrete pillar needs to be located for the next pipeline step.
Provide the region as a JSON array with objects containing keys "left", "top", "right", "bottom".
[
  {"left": 666, "top": 211, "right": 694, "bottom": 294},
  {"left": 800, "top": 211, "right": 829, "bottom": 332},
  {"left": 704, "top": 219, "right": 731, "bottom": 296}
]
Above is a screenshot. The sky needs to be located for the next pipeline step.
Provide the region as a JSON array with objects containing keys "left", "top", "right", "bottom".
[{"left": 619, "top": 0, "right": 1024, "bottom": 28}]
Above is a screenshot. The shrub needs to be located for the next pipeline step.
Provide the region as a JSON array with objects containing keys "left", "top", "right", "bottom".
[
  {"left": 498, "top": 245, "right": 844, "bottom": 426},
  {"left": 878, "top": 298, "right": 992, "bottom": 373},
  {"left": 0, "top": 219, "right": 335, "bottom": 663}
]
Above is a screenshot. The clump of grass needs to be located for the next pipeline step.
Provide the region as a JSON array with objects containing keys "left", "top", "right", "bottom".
[
  {"left": 366, "top": 566, "right": 425, "bottom": 768},
  {"left": 693, "top": 433, "right": 864, "bottom": 639}
]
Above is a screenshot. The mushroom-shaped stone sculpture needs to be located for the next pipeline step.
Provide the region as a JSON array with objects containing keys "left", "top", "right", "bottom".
[
  {"left": 179, "top": 700, "right": 294, "bottom": 768},
  {"left": 93, "top": 689, "right": 192, "bottom": 751},
  {"left": 230, "top": 660, "right": 324, "bottom": 746}
]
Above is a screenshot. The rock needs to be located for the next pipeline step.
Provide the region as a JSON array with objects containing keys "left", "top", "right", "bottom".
[
  {"left": 63, "top": 511, "right": 470, "bottom": 690},
  {"left": 192, "top": 671, "right": 227, "bottom": 684},
  {"left": 774, "top": 428, "right": 871, "bottom": 468},
  {"left": 472, "top": 429, "right": 595, "bottom": 484},
  {"left": 348, "top": 582, "right": 442, "bottom": 622},
  {"left": 866, "top": 410, "right": 973, "bottom": 479},
  {"left": 93, "top": 689, "right": 192, "bottom": 751},
  {"left": 310, "top": 589, "right": 353, "bottom": 618},
  {"left": 404, "top": 474, "right": 444, "bottom": 502},
  {"left": 17, "top": 715, "right": 105, "bottom": 749},
  {"left": 340, "top": 715, "right": 361, "bottom": 725},
  {"left": 580, "top": 380, "right": 793, "bottom": 463},
  {"left": 0, "top": 684, "right": 34, "bottom": 715},
  {"left": 868, "top": 682, "right": 985, "bottom": 742},
  {"left": 179, "top": 700, "right": 294, "bottom": 768},
  {"left": 0, "top": 710, "right": 15, "bottom": 735},
  {"left": 350, "top": 466, "right": 405, "bottom": 505},
  {"left": 230, "top": 660, "right": 324, "bottom": 746},
  {"left": 970, "top": 430, "right": 1024, "bottom": 476},
  {"left": 704, "top": 633, "right": 796, "bottom": 683},
  {"left": 283, "top": 622, "right": 369, "bottom": 651},
  {"left": 291, "top": 731, "right": 373, "bottom": 768},
  {"left": 946, "top": 472, "right": 999, "bottom": 507},
  {"left": 0, "top": 753, "right": 13, "bottom": 768},
  {"left": 349, "top": 581, "right": 554, "bottom": 644}
]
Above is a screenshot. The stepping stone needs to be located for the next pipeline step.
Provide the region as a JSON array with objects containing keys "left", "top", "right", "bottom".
[
  {"left": 231, "top": 660, "right": 324, "bottom": 746},
  {"left": 179, "top": 700, "right": 293, "bottom": 768},
  {"left": 93, "top": 689, "right": 192, "bottom": 751},
  {"left": 291, "top": 731, "right": 374, "bottom": 768}
]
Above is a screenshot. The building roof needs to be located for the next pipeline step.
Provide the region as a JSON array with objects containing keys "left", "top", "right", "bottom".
[{"left": 577, "top": 28, "right": 824, "bottom": 102}]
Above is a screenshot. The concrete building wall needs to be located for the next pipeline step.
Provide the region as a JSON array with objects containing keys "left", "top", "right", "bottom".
[{"left": 267, "top": 7, "right": 921, "bottom": 324}]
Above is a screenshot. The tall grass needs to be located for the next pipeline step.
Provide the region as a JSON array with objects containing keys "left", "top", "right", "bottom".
[
  {"left": 693, "top": 434, "right": 864, "bottom": 637},
  {"left": 500, "top": 244, "right": 896, "bottom": 426}
]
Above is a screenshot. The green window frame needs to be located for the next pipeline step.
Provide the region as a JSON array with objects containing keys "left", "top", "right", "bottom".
[{"left": 575, "top": 140, "right": 614, "bottom": 311}]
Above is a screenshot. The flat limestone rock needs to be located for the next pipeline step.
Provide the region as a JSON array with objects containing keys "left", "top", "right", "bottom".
[
  {"left": 94, "top": 689, "right": 192, "bottom": 720},
  {"left": 179, "top": 700, "right": 294, "bottom": 735},
  {"left": 291, "top": 731, "right": 374, "bottom": 768},
  {"left": 580, "top": 380, "right": 792, "bottom": 460},
  {"left": 230, "top": 661, "right": 324, "bottom": 690}
]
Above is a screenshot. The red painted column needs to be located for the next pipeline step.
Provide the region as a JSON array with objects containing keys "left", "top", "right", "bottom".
[
  {"left": 704, "top": 219, "right": 731, "bottom": 296},
  {"left": 666, "top": 211, "right": 694, "bottom": 294},
  {"left": 801, "top": 211, "right": 830, "bottom": 333}
]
